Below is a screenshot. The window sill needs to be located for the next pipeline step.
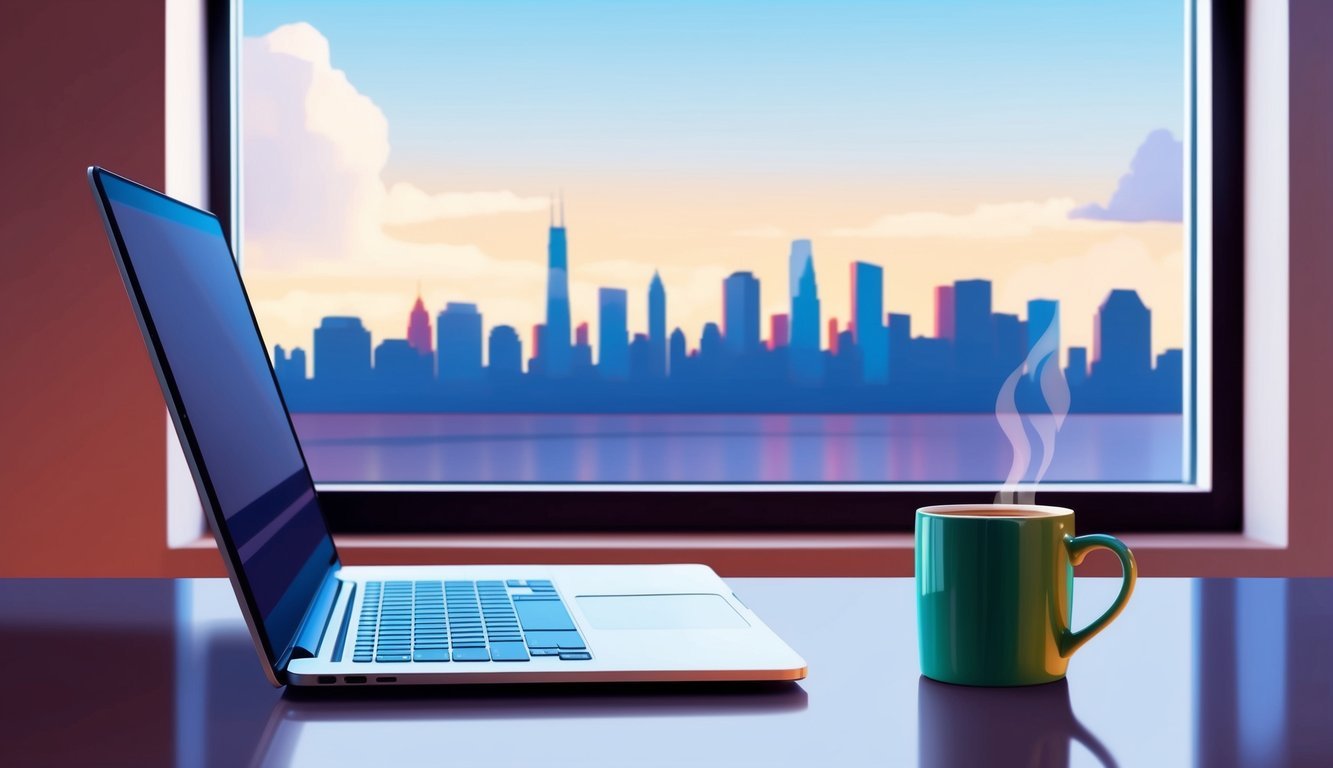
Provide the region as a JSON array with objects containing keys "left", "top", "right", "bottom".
[{"left": 168, "top": 531, "right": 1297, "bottom": 578}]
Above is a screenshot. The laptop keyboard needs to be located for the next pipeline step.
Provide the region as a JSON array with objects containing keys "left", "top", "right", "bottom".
[{"left": 352, "top": 580, "right": 591, "bottom": 663}]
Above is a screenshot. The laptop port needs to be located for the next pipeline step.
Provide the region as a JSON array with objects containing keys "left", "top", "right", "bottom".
[
  {"left": 317, "top": 676, "right": 336, "bottom": 685},
  {"left": 376, "top": 676, "right": 398, "bottom": 683},
  {"left": 344, "top": 676, "right": 367, "bottom": 684}
]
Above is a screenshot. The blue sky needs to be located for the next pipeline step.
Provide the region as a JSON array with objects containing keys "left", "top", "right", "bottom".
[{"left": 243, "top": 0, "right": 1185, "bottom": 185}]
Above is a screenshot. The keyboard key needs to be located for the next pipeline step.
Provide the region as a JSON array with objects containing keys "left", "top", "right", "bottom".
[
  {"left": 559, "top": 652, "right": 592, "bottom": 661},
  {"left": 530, "top": 648, "right": 560, "bottom": 656},
  {"left": 376, "top": 653, "right": 411, "bottom": 663},
  {"left": 489, "top": 642, "right": 530, "bottom": 661},
  {"left": 453, "top": 648, "right": 490, "bottom": 662},
  {"left": 506, "top": 580, "right": 525, "bottom": 587},
  {"left": 523, "top": 631, "right": 585, "bottom": 650},
  {"left": 353, "top": 655, "right": 372, "bottom": 662},
  {"left": 413, "top": 650, "right": 450, "bottom": 662},
  {"left": 515, "top": 600, "right": 576, "bottom": 631}
]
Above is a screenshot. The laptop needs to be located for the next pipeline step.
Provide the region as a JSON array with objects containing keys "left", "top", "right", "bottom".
[{"left": 88, "top": 166, "right": 806, "bottom": 687}]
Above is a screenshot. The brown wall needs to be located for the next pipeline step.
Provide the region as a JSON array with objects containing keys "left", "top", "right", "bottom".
[
  {"left": 1286, "top": 0, "right": 1333, "bottom": 574},
  {"left": 0, "top": 1, "right": 172, "bottom": 575}
]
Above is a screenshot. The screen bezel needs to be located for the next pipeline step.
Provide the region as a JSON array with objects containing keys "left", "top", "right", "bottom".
[
  {"left": 214, "top": 0, "right": 1243, "bottom": 535},
  {"left": 89, "top": 167, "right": 338, "bottom": 685}
]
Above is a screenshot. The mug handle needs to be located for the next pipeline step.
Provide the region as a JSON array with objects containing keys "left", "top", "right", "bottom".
[{"left": 1059, "top": 534, "right": 1138, "bottom": 658}]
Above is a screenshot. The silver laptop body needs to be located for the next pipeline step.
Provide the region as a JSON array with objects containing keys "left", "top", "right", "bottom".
[{"left": 89, "top": 166, "right": 806, "bottom": 687}]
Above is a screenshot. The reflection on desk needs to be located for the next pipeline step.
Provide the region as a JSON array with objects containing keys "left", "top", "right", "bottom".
[{"left": 1, "top": 578, "right": 1331, "bottom": 766}]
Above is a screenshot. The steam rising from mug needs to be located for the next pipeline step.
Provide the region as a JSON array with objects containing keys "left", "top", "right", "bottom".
[{"left": 995, "top": 320, "right": 1070, "bottom": 504}]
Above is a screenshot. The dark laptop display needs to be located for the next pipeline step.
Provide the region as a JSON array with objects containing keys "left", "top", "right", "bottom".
[{"left": 90, "top": 169, "right": 334, "bottom": 667}]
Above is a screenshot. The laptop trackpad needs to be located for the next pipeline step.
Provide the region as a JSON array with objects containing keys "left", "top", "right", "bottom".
[{"left": 576, "top": 594, "right": 750, "bottom": 630}]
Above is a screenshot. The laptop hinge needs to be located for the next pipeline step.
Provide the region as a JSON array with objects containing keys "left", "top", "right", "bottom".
[{"left": 286, "top": 568, "right": 345, "bottom": 665}]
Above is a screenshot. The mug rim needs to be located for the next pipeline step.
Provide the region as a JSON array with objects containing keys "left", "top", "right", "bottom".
[{"left": 917, "top": 503, "right": 1073, "bottom": 519}]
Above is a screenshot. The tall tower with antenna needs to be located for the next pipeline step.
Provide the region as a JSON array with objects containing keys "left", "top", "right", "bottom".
[{"left": 542, "top": 192, "right": 572, "bottom": 377}]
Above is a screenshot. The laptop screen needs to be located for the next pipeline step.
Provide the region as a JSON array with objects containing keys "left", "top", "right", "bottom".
[{"left": 94, "top": 170, "right": 335, "bottom": 666}]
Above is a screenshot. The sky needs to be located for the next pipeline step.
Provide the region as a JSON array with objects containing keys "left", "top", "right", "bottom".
[{"left": 240, "top": 0, "right": 1188, "bottom": 365}]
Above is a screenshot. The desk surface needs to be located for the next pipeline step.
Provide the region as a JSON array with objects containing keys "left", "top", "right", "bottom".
[{"left": 1, "top": 577, "right": 1330, "bottom": 767}]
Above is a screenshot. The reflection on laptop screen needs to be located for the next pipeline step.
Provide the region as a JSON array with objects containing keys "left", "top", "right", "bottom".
[{"left": 100, "top": 173, "right": 333, "bottom": 657}]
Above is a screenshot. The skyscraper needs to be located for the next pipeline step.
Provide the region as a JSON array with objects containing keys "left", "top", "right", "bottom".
[
  {"left": 648, "top": 271, "right": 667, "bottom": 377},
  {"left": 629, "top": 333, "right": 654, "bottom": 380},
  {"left": 314, "top": 316, "right": 371, "bottom": 383},
  {"left": 953, "top": 279, "right": 993, "bottom": 375},
  {"left": 437, "top": 303, "right": 483, "bottom": 381},
  {"left": 669, "top": 328, "right": 687, "bottom": 377},
  {"left": 993, "top": 313, "right": 1025, "bottom": 371},
  {"left": 769, "top": 313, "right": 790, "bottom": 350},
  {"left": 934, "top": 285, "right": 956, "bottom": 340},
  {"left": 723, "top": 271, "right": 761, "bottom": 355},
  {"left": 488, "top": 325, "right": 523, "bottom": 378},
  {"left": 407, "top": 290, "right": 433, "bottom": 358},
  {"left": 542, "top": 196, "right": 572, "bottom": 377},
  {"left": 789, "top": 241, "right": 824, "bottom": 382},
  {"left": 851, "top": 261, "right": 887, "bottom": 383},
  {"left": 1026, "top": 299, "right": 1060, "bottom": 379},
  {"left": 572, "top": 321, "right": 594, "bottom": 374},
  {"left": 598, "top": 288, "right": 629, "bottom": 379},
  {"left": 1066, "top": 346, "right": 1089, "bottom": 386},
  {"left": 1093, "top": 289, "right": 1151, "bottom": 380},
  {"left": 273, "top": 344, "right": 307, "bottom": 387},
  {"left": 788, "top": 239, "right": 813, "bottom": 299},
  {"left": 887, "top": 313, "right": 911, "bottom": 380}
]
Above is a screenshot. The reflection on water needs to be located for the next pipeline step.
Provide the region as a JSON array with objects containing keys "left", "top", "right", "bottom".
[
  {"left": 292, "top": 413, "right": 1185, "bottom": 484},
  {"left": 917, "top": 677, "right": 1117, "bottom": 768}
]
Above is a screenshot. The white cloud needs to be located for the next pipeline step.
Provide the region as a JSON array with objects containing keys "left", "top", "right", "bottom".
[
  {"left": 242, "top": 23, "right": 544, "bottom": 267},
  {"left": 829, "top": 198, "right": 1105, "bottom": 239},
  {"left": 242, "top": 23, "right": 550, "bottom": 346},
  {"left": 383, "top": 183, "right": 550, "bottom": 226},
  {"left": 1071, "top": 129, "right": 1184, "bottom": 222}
]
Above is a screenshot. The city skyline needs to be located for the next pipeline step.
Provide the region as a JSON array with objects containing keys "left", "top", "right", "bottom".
[
  {"left": 240, "top": 7, "right": 1189, "bottom": 370},
  {"left": 271, "top": 216, "right": 1183, "bottom": 414}
]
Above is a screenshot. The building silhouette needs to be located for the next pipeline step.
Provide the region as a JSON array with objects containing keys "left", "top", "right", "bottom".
[
  {"left": 852, "top": 261, "right": 888, "bottom": 383},
  {"left": 1027, "top": 299, "right": 1060, "bottom": 379},
  {"left": 788, "top": 239, "right": 813, "bottom": 300},
  {"left": 437, "top": 302, "right": 483, "bottom": 381},
  {"left": 994, "top": 312, "right": 1025, "bottom": 371},
  {"left": 1093, "top": 289, "right": 1151, "bottom": 381},
  {"left": 953, "top": 279, "right": 993, "bottom": 377},
  {"left": 273, "top": 344, "right": 307, "bottom": 387},
  {"left": 935, "top": 285, "right": 955, "bottom": 341},
  {"left": 887, "top": 313, "right": 911, "bottom": 382},
  {"left": 278, "top": 224, "right": 1184, "bottom": 415},
  {"left": 669, "top": 328, "right": 687, "bottom": 377},
  {"left": 314, "top": 316, "right": 371, "bottom": 383},
  {"left": 648, "top": 271, "right": 667, "bottom": 377},
  {"left": 542, "top": 197, "right": 572, "bottom": 377},
  {"left": 769, "top": 313, "right": 789, "bottom": 350},
  {"left": 573, "top": 321, "right": 593, "bottom": 375},
  {"left": 375, "top": 338, "right": 431, "bottom": 384},
  {"left": 407, "top": 290, "right": 432, "bottom": 359},
  {"left": 723, "top": 271, "right": 761, "bottom": 356},
  {"left": 1067, "top": 346, "right": 1089, "bottom": 386},
  {"left": 488, "top": 325, "right": 522, "bottom": 378},
  {"left": 598, "top": 288, "right": 629, "bottom": 379}
]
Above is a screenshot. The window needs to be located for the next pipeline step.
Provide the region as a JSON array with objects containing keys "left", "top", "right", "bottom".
[{"left": 219, "top": 0, "right": 1242, "bottom": 531}]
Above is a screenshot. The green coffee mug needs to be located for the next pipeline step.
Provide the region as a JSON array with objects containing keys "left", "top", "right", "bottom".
[{"left": 916, "top": 504, "right": 1137, "bottom": 686}]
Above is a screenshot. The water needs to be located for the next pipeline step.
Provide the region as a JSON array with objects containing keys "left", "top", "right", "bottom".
[{"left": 291, "top": 413, "right": 1186, "bottom": 484}]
